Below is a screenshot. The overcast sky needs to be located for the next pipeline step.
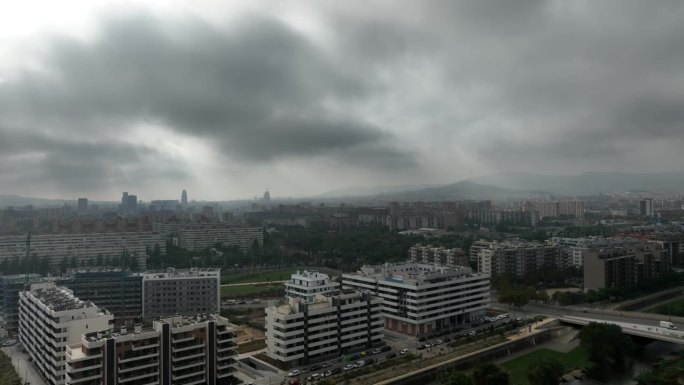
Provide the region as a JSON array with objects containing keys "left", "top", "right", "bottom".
[{"left": 1, "top": 1, "right": 683, "bottom": 201}]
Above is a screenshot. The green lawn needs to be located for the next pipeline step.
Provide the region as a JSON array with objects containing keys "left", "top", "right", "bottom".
[
  {"left": 0, "top": 350, "right": 22, "bottom": 385},
  {"left": 501, "top": 347, "right": 591, "bottom": 385},
  {"left": 645, "top": 298, "right": 684, "bottom": 317},
  {"left": 221, "top": 269, "right": 295, "bottom": 285},
  {"left": 220, "top": 284, "right": 283, "bottom": 298}
]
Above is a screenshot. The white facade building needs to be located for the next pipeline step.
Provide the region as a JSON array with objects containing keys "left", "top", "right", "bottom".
[
  {"left": 66, "top": 315, "right": 238, "bottom": 385},
  {"left": 284, "top": 270, "right": 340, "bottom": 302},
  {"left": 342, "top": 263, "right": 490, "bottom": 337},
  {"left": 18, "top": 283, "right": 113, "bottom": 385},
  {"left": 549, "top": 237, "right": 640, "bottom": 268},
  {"left": 265, "top": 291, "right": 383, "bottom": 368}
]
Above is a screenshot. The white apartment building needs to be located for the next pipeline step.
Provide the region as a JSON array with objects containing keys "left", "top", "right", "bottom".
[
  {"left": 284, "top": 270, "right": 340, "bottom": 302},
  {"left": 265, "top": 291, "right": 383, "bottom": 368},
  {"left": 140, "top": 268, "right": 221, "bottom": 319},
  {"left": 155, "top": 223, "right": 263, "bottom": 252},
  {"left": 19, "top": 283, "right": 113, "bottom": 385},
  {"left": 0, "top": 231, "right": 165, "bottom": 272},
  {"left": 342, "top": 263, "right": 490, "bottom": 337},
  {"left": 66, "top": 315, "right": 238, "bottom": 385}
]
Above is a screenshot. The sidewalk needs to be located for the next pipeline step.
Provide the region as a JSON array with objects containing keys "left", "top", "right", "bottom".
[{"left": 2, "top": 345, "right": 46, "bottom": 385}]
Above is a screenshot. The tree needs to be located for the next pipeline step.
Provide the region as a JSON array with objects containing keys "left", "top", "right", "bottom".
[
  {"left": 440, "top": 370, "right": 474, "bottom": 385},
  {"left": 473, "top": 363, "right": 510, "bottom": 385},
  {"left": 69, "top": 256, "right": 78, "bottom": 269},
  {"left": 579, "top": 322, "right": 634, "bottom": 366},
  {"left": 59, "top": 257, "right": 69, "bottom": 274},
  {"left": 527, "top": 357, "right": 564, "bottom": 385}
]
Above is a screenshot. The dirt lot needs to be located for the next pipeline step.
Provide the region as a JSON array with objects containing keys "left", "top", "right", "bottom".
[{"left": 238, "top": 325, "right": 265, "bottom": 343}]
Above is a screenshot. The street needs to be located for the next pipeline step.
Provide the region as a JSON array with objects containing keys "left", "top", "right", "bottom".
[{"left": 2, "top": 344, "right": 46, "bottom": 385}]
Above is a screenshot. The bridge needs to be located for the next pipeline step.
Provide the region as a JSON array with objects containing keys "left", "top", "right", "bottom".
[{"left": 559, "top": 315, "right": 684, "bottom": 344}]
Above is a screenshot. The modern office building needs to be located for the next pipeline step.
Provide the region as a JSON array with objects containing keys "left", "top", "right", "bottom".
[
  {"left": 0, "top": 231, "right": 165, "bottom": 272},
  {"left": 409, "top": 244, "right": 468, "bottom": 267},
  {"left": 342, "top": 263, "right": 490, "bottom": 337},
  {"left": 19, "top": 283, "right": 113, "bottom": 385},
  {"left": 584, "top": 242, "right": 669, "bottom": 290},
  {"left": 284, "top": 270, "right": 340, "bottom": 302},
  {"left": 0, "top": 274, "right": 42, "bottom": 335},
  {"left": 265, "top": 290, "right": 383, "bottom": 367},
  {"left": 66, "top": 314, "right": 238, "bottom": 385},
  {"left": 140, "top": 268, "right": 220, "bottom": 319},
  {"left": 58, "top": 269, "right": 143, "bottom": 326},
  {"left": 475, "top": 240, "right": 561, "bottom": 276},
  {"left": 181, "top": 190, "right": 188, "bottom": 210}
]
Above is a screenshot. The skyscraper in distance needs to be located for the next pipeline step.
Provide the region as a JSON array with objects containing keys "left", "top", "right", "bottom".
[{"left": 181, "top": 189, "right": 188, "bottom": 209}]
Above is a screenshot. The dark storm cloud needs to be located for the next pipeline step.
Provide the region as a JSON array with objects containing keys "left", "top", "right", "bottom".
[{"left": 0, "top": 12, "right": 413, "bottom": 180}]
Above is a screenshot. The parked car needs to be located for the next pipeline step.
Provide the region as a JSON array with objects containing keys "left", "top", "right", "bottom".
[
  {"left": 443, "top": 337, "right": 452, "bottom": 343},
  {"left": 400, "top": 348, "right": 410, "bottom": 355},
  {"left": 386, "top": 352, "right": 397, "bottom": 359},
  {"left": 417, "top": 345, "right": 426, "bottom": 350},
  {"left": 371, "top": 348, "right": 382, "bottom": 355},
  {"left": 288, "top": 369, "right": 301, "bottom": 377},
  {"left": 331, "top": 367, "right": 342, "bottom": 375},
  {"left": 324, "top": 370, "right": 333, "bottom": 377},
  {"left": 310, "top": 365, "right": 322, "bottom": 372},
  {"left": 238, "top": 300, "right": 247, "bottom": 305},
  {"left": 320, "top": 362, "right": 332, "bottom": 368},
  {"left": 417, "top": 336, "right": 427, "bottom": 342},
  {"left": 381, "top": 345, "right": 392, "bottom": 352},
  {"left": 251, "top": 298, "right": 261, "bottom": 304},
  {"left": 467, "top": 330, "right": 477, "bottom": 336},
  {"left": 343, "top": 364, "right": 354, "bottom": 371},
  {"left": 225, "top": 299, "right": 237, "bottom": 305},
  {"left": 354, "top": 360, "right": 365, "bottom": 368},
  {"left": 364, "top": 358, "right": 375, "bottom": 365}
]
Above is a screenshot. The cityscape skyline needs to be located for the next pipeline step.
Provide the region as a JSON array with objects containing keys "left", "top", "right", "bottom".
[{"left": 1, "top": 1, "right": 684, "bottom": 200}]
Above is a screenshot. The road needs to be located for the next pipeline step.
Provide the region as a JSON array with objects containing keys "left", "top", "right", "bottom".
[
  {"left": 221, "top": 281, "right": 287, "bottom": 287},
  {"left": 2, "top": 344, "right": 46, "bottom": 385}
]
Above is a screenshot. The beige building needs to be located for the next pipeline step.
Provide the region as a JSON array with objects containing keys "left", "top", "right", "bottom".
[{"left": 583, "top": 242, "right": 668, "bottom": 290}]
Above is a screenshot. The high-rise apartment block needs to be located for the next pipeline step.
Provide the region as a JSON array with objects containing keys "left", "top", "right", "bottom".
[
  {"left": 522, "top": 200, "right": 585, "bottom": 220},
  {"left": 409, "top": 244, "right": 468, "bottom": 267},
  {"left": 181, "top": 189, "right": 188, "bottom": 210},
  {"left": 284, "top": 270, "right": 340, "bottom": 302},
  {"left": 640, "top": 198, "right": 655, "bottom": 217},
  {"left": 475, "top": 240, "right": 561, "bottom": 276},
  {"left": 19, "top": 283, "right": 113, "bottom": 385},
  {"left": 265, "top": 291, "right": 383, "bottom": 368},
  {"left": 584, "top": 242, "right": 668, "bottom": 290},
  {"left": 155, "top": 223, "right": 263, "bottom": 252},
  {"left": 77, "top": 198, "right": 88, "bottom": 212},
  {"left": 0, "top": 274, "right": 42, "bottom": 335},
  {"left": 121, "top": 192, "right": 138, "bottom": 216},
  {"left": 141, "top": 268, "right": 220, "bottom": 319},
  {"left": 66, "top": 315, "right": 238, "bottom": 385},
  {"left": 343, "top": 263, "right": 490, "bottom": 336},
  {"left": 548, "top": 237, "right": 639, "bottom": 268},
  {"left": 58, "top": 269, "right": 143, "bottom": 326}
]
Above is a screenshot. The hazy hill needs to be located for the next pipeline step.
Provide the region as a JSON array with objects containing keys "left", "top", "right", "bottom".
[
  {"left": 317, "top": 184, "right": 444, "bottom": 198},
  {"left": 469, "top": 171, "right": 684, "bottom": 195},
  {"left": 370, "top": 180, "right": 531, "bottom": 201},
  {"left": 0, "top": 194, "right": 72, "bottom": 208}
]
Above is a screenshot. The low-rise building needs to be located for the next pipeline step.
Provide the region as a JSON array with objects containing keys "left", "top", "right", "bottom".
[
  {"left": 265, "top": 291, "right": 383, "bottom": 367},
  {"left": 19, "top": 283, "right": 113, "bottom": 385},
  {"left": 140, "top": 268, "right": 220, "bottom": 319},
  {"left": 409, "top": 244, "right": 468, "bottom": 267},
  {"left": 284, "top": 270, "right": 340, "bottom": 302},
  {"left": 342, "top": 263, "right": 490, "bottom": 337},
  {"left": 66, "top": 314, "right": 238, "bottom": 385}
]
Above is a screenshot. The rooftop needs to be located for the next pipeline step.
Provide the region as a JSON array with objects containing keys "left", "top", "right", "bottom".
[
  {"left": 140, "top": 267, "right": 220, "bottom": 278},
  {"left": 348, "top": 262, "right": 484, "bottom": 285},
  {"left": 29, "top": 285, "right": 97, "bottom": 312}
]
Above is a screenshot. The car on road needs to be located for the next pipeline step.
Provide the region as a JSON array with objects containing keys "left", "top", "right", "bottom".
[
  {"left": 354, "top": 360, "right": 365, "bottom": 368},
  {"left": 288, "top": 369, "right": 301, "bottom": 377},
  {"left": 343, "top": 364, "right": 354, "bottom": 371},
  {"left": 467, "top": 330, "right": 477, "bottom": 336},
  {"left": 516, "top": 316, "right": 524, "bottom": 322},
  {"left": 400, "top": 348, "right": 409, "bottom": 355},
  {"left": 251, "top": 298, "right": 261, "bottom": 304},
  {"left": 225, "top": 299, "right": 236, "bottom": 305},
  {"left": 307, "top": 373, "right": 321, "bottom": 382},
  {"left": 386, "top": 352, "right": 397, "bottom": 359},
  {"left": 238, "top": 300, "right": 247, "bottom": 305}
]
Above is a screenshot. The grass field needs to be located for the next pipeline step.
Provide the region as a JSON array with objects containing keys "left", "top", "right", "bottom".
[
  {"left": 220, "top": 284, "right": 283, "bottom": 298},
  {"left": 221, "top": 269, "right": 295, "bottom": 285},
  {"left": 645, "top": 297, "right": 684, "bottom": 317},
  {"left": 0, "top": 350, "right": 22, "bottom": 385},
  {"left": 501, "top": 347, "right": 591, "bottom": 385}
]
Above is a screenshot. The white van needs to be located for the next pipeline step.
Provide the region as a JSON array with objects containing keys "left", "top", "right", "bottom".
[{"left": 660, "top": 321, "right": 677, "bottom": 330}]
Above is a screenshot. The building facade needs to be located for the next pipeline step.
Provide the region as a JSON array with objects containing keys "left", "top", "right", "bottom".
[
  {"left": 475, "top": 240, "right": 561, "bottom": 276},
  {"left": 141, "top": 268, "right": 220, "bottom": 319},
  {"left": 155, "top": 223, "right": 263, "bottom": 252},
  {"left": 0, "top": 231, "right": 165, "bottom": 272},
  {"left": 58, "top": 269, "right": 143, "bottom": 326},
  {"left": 265, "top": 291, "right": 383, "bottom": 367},
  {"left": 408, "top": 244, "right": 469, "bottom": 267},
  {"left": 0, "top": 274, "right": 42, "bottom": 335},
  {"left": 342, "top": 263, "right": 490, "bottom": 337},
  {"left": 66, "top": 315, "right": 237, "bottom": 385},
  {"left": 284, "top": 270, "right": 340, "bottom": 302},
  {"left": 584, "top": 242, "right": 669, "bottom": 290},
  {"left": 19, "top": 283, "right": 113, "bottom": 385}
]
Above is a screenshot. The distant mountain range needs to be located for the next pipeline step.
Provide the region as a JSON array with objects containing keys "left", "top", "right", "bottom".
[
  {"left": 468, "top": 171, "right": 684, "bottom": 195},
  {"left": 375, "top": 180, "right": 532, "bottom": 201}
]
